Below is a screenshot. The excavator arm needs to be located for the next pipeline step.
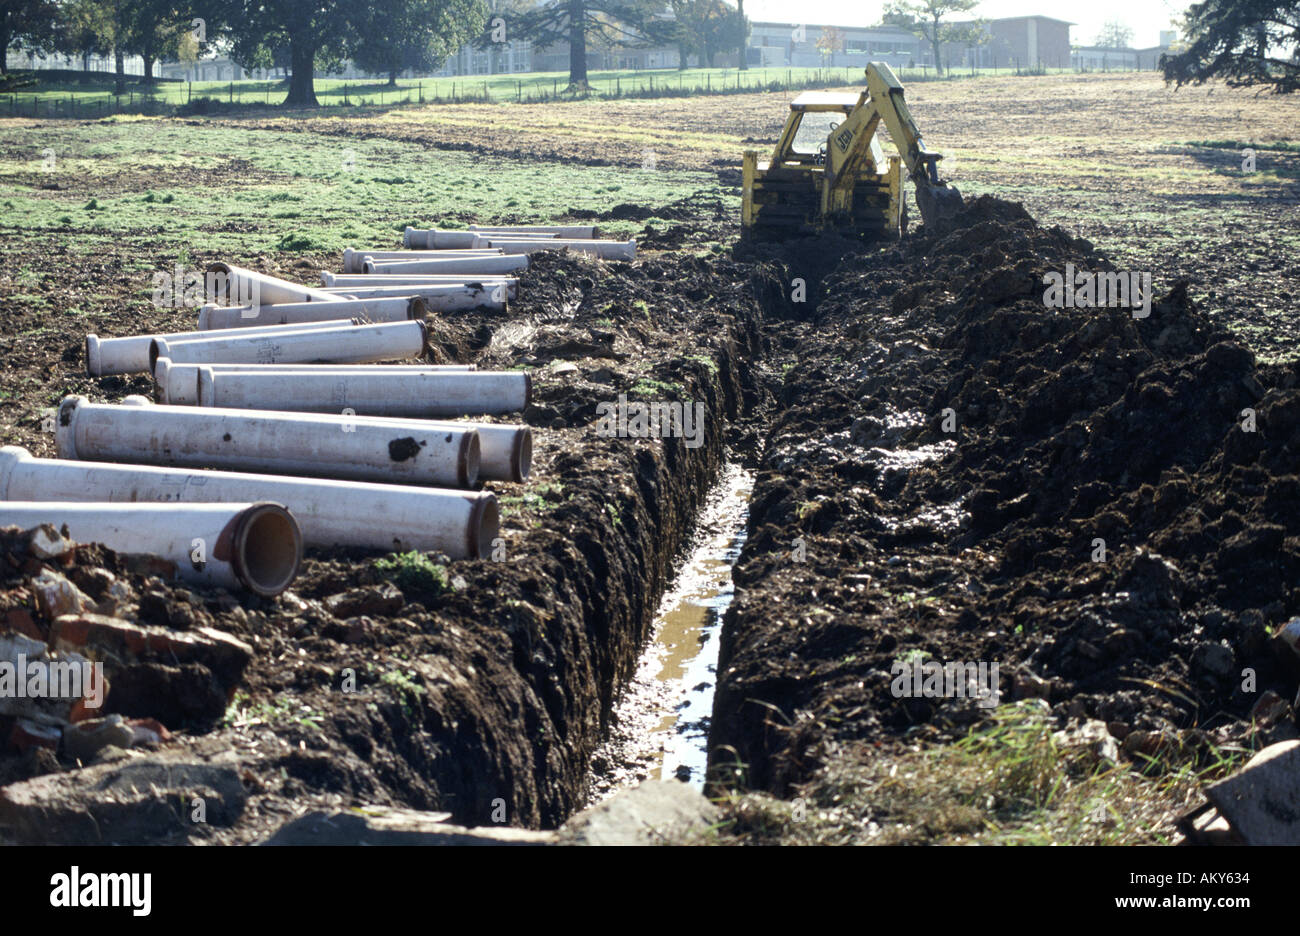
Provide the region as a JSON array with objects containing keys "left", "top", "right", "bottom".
[{"left": 823, "top": 63, "right": 963, "bottom": 231}]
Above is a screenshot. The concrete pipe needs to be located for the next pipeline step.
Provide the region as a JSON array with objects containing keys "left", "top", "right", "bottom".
[
  {"left": 0, "top": 501, "right": 301, "bottom": 597},
  {"left": 206, "top": 262, "right": 343, "bottom": 306},
  {"left": 150, "top": 320, "right": 428, "bottom": 374},
  {"left": 322, "top": 285, "right": 506, "bottom": 312},
  {"left": 194, "top": 367, "right": 530, "bottom": 419},
  {"left": 364, "top": 255, "right": 528, "bottom": 276},
  {"left": 0, "top": 446, "right": 498, "bottom": 559},
  {"left": 343, "top": 248, "right": 502, "bottom": 273},
  {"left": 404, "top": 228, "right": 527, "bottom": 249},
  {"left": 470, "top": 224, "right": 597, "bottom": 239},
  {"left": 155, "top": 359, "right": 473, "bottom": 406},
  {"left": 345, "top": 415, "right": 531, "bottom": 484},
  {"left": 57, "top": 395, "right": 480, "bottom": 490},
  {"left": 453, "top": 422, "right": 530, "bottom": 483},
  {"left": 86, "top": 318, "right": 360, "bottom": 378},
  {"left": 197, "top": 296, "right": 425, "bottom": 330},
  {"left": 475, "top": 238, "right": 637, "bottom": 260},
  {"left": 321, "top": 272, "right": 518, "bottom": 299}
]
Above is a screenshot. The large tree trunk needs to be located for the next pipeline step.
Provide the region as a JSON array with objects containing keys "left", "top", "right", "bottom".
[
  {"left": 931, "top": 35, "right": 943, "bottom": 75},
  {"left": 114, "top": 49, "right": 126, "bottom": 94},
  {"left": 81, "top": 52, "right": 92, "bottom": 84},
  {"left": 285, "top": 35, "right": 318, "bottom": 106},
  {"left": 388, "top": 70, "right": 398, "bottom": 87},
  {"left": 142, "top": 50, "right": 156, "bottom": 86},
  {"left": 737, "top": 0, "right": 747, "bottom": 70},
  {"left": 567, "top": 0, "right": 587, "bottom": 89},
  {"left": 677, "top": 41, "right": 688, "bottom": 70},
  {"left": 0, "top": 22, "right": 10, "bottom": 76}
]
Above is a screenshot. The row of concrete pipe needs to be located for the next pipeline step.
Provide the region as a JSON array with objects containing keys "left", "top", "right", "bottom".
[{"left": 21, "top": 223, "right": 620, "bottom": 596}]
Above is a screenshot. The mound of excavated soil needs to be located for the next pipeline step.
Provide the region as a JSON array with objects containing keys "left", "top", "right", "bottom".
[{"left": 712, "top": 195, "right": 1300, "bottom": 795}]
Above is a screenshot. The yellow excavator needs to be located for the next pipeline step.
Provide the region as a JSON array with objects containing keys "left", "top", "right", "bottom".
[{"left": 741, "top": 62, "right": 962, "bottom": 240}]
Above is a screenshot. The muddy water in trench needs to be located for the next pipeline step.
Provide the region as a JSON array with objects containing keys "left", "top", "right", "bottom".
[{"left": 585, "top": 461, "right": 754, "bottom": 802}]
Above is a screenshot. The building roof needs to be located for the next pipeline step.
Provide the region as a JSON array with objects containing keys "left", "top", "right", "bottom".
[{"left": 987, "top": 15, "right": 1074, "bottom": 26}]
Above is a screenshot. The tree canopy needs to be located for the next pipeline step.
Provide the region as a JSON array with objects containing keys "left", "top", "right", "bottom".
[
  {"left": 883, "top": 0, "right": 983, "bottom": 75},
  {"left": 351, "top": 0, "right": 486, "bottom": 87},
  {"left": 1161, "top": 0, "right": 1300, "bottom": 94},
  {"left": 1, "top": 0, "right": 59, "bottom": 74},
  {"left": 498, "top": 0, "right": 674, "bottom": 90}
]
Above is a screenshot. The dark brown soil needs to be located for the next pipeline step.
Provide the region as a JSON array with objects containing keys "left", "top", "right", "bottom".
[
  {"left": 0, "top": 211, "right": 768, "bottom": 842},
  {"left": 710, "top": 195, "right": 1300, "bottom": 797}
]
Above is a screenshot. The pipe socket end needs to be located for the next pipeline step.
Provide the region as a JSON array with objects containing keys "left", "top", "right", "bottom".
[
  {"left": 228, "top": 502, "right": 303, "bottom": 598},
  {"left": 460, "top": 432, "right": 481, "bottom": 490},
  {"left": 196, "top": 367, "right": 215, "bottom": 407},
  {"left": 469, "top": 494, "right": 500, "bottom": 560},
  {"left": 54, "top": 396, "right": 85, "bottom": 460},
  {"left": 511, "top": 429, "right": 533, "bottom": 484},
  {"left": 85, "top": 335, "right": 102, "bottom": 377},
  {"left": 0, "top": 445, "right": 33, "bottom": 499},
  {"left": 149, "top": 339, "right": 170, "bottom": 378},
  {"left": 153, "top": 356, "right": 172, "bottom": 394}
]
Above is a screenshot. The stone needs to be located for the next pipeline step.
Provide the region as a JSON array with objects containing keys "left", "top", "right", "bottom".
[
  {"left": 0, "top": 753, "right": 246, "bottom": 844},
  {"left": 27, "top": 525, "right": 73, "bottom": 560},
  {"left": 30, "top": 569, "right": 92, "bottom": 620},
  {"left": 62, "top": 714, "right": 134, "bottom": 762},
  {"left": 1203, "top": 740, "right": 1300, "bottom": 845},
  {"left": 261, "top": 807, "right": 555, "bottom": 846},
  {"left": 559, "top": 780, "right": 721, "bottom": 845},
  {"left": 325, "top": 584, "right": 404, "bottom": 619},
  {"left": 1053, "top": 718, "right": 1119, "bottom": 765}
]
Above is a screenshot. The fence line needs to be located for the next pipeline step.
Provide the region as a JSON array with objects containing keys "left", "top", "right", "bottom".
[{"left": 4, "top": 62, "right": 1161, "bottom": 118}]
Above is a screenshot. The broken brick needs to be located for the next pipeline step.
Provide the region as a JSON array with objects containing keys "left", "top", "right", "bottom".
[{"left": 50, "top": 614, "right": 252, "bottom": 686}]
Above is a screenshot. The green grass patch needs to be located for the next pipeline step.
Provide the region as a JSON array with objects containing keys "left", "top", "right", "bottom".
[{"left": 373, "top": 550, "right": 448, "bottom": 594}]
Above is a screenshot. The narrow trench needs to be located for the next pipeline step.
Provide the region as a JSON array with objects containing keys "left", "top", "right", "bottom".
[
  {"left": 585, "top": 459, "right": 755, "bottom": 803},
  {"left": 580, "top": 250, "right": 834, "bottom": 808}
]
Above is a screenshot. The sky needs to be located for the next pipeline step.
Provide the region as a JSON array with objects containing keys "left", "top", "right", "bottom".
[{"left": 742, "top": 0, "right": 1191, "bottom": 49}]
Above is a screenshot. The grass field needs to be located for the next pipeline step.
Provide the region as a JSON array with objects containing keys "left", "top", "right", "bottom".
[{"left": 2, "top": 72, "right": 1297, "bottom": 354}]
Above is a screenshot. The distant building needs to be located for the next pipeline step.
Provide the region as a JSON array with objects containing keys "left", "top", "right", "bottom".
[
  {"left": 940, "top": 15, "right": 1073, "bottom": 70},
  {"left": 747, "top": 22, "right": 919, "bottom": 69},
  {"left": 1072, "top": 32, "right": 1175, "bottom": 71}
]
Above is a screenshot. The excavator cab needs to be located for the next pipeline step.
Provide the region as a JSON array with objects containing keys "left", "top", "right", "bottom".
[{"left": 741, "top": 63, "right": 961, "bottom": 241}]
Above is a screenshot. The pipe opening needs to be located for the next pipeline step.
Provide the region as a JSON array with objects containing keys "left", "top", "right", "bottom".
[
  {"left": 233, "top": 503, "right": 303, "bottom": 598},
  {"left": 461, "top": 432, "right": 481, "bottom": 489},
  {"left": 471, "top": 495, "right": 500, "bottom": 559},
  {"left": 513, "top": 429, "right": 533, "bottom": 483}
]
